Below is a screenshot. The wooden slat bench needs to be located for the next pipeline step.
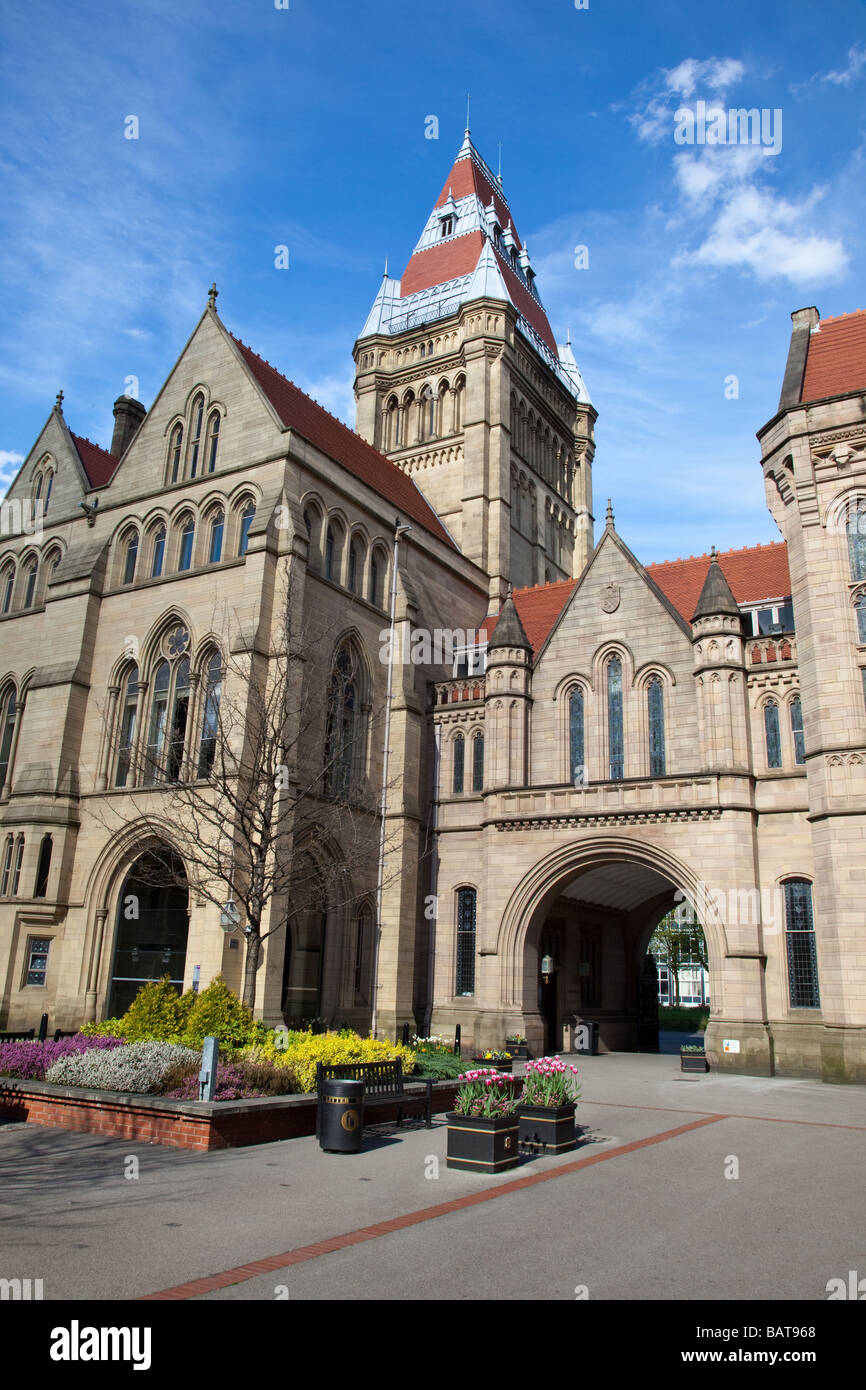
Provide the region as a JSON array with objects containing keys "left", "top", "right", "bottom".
[{"left": 315, "top": 1060, "right": 433, "bottom": 1132}]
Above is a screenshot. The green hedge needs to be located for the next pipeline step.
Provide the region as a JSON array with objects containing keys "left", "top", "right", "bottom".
[{"left": 658, "top": 1005, "right": 708, "bottom": 1031}]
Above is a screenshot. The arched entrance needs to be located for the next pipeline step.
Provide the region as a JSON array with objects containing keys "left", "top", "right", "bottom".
[
  {"left": 499, "top": 839, "right": 722, "bottom": 1057},
  {"left": 281, "top": 850, "right": 329, "bottom": 1027},
  {"left": 107, "top": 849, "right": 189, "bottom": 1017}
]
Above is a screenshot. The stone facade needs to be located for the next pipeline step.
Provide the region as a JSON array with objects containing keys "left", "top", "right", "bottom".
[{"left": 2, "top": 135, "right": 865, "bottom": 1084}]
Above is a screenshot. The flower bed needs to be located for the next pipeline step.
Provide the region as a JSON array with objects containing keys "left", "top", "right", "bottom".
[{"left": 0, "top": 1032, "right": 124, "bottom": 1081}]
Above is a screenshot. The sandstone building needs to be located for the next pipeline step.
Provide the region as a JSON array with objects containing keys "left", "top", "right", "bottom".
[{"left": 1, "top": 132, "right": 865, "bottom": 1080}]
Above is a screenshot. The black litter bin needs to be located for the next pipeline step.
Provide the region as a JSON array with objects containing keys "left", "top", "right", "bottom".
[
  {"left": 318, "top": 1077, "right": 364, "bottom": 1153},
  {"left": 575, "top": 1021, "right": 599, "bottom": 1055}
]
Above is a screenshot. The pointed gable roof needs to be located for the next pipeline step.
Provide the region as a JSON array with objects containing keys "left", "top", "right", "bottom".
[
  {"left": 800, "top": 309, "right": 866, "bottom": 402},
  {"left": 487, "top": 589, "right": 532, "bottom": 651},
  {"left": 691, "top": 551, "right": 741, "bottom": 620},
  {"left": 230, "top": 335, "right": 456, "bottom": 549},
  {"left": 358, "top": 132, "right": 590, "bottom": 400}
]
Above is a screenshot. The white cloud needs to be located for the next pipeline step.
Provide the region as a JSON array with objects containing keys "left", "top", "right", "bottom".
[
  {"left": 664, "top": 57, "right": 745, "bottom": 99},
  {"left": 680, "top": 185, "right": 848, "bottom": 283},
  {"left": 821, "top": 44, "right": 866, "bottom": 86},
  {"left": 0, "top": 450, "right": 23, "bottom": 496}
]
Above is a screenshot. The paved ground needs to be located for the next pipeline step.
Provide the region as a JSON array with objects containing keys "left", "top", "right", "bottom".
[{"left": 2, "top": 1050, "right": 864, "bottom": 1302}]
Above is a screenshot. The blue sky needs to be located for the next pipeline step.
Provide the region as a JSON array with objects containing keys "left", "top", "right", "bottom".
[{"left": 1, "top": 0, "right": 864, "bottom": 562}]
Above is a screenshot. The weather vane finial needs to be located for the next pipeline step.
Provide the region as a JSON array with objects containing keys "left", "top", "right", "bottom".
[{"left": 466, "top": 93, "right": 470, "bottom": 132}]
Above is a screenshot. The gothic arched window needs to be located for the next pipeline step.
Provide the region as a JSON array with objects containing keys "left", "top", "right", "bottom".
[
  {"left": 453, "top": 733, "right": 465, "bottom": 795},
  {"left": 569, "top": 687, "right": 585, "bottom": 785},
  {"left": 208, "top": 509, "right": 224, "bottom": 565},
  {"left": 0, "top": 687, "right": 18, "bottom": 791},
  {"left": 188, "top": 395, "right": 205, "bottom": 478},
  {"left": 456, "top": 887, "right": 476, "bottom": 996},
  {"left": 325, "top": 644, "right": 362, "bottom": 798},
  {"left": 764, "top": 699, "right": 782, "bottom": 768},
  {"left": 784, "top": 879, "right": 820, "bottom": 1007},
  {"left": 348, "top": 538, "right": 361, "bottom": 595},
  {"left": 790, "top": 696, "right": 805, "bottom": 765},
  {"left": 178, "top": 514, "right": 195, "bottom": 572},
  {"left": 197, "top": 650, "right": 222, "bottom": 777},
  {"left": 115, "top": 664, "right": 139, "bottom": 788},
  {"left": 472, "top": 731, "right": 484, "bottom": 793},
  {"left": 325, "top": 526, "right": 336, "bottom": 581},
  {"left": 23, "top": 560, "right": 38, "bottom": 609},
  {"left": 206, "top": 411, "right": 220, "bottom": 473},
  {"left": 238, "top": 500, "right": 255, "bottom": 557},
  {"left": 167, "top": 656, "right": 191, "bottom": 783},
  {"left": 169, "top": 424, "right": 183, "bottom": 483},
  {"left": 607, "top": 657, "right": 624, "bottom": 780},
  {"left": 856, "top": 595, "right": 866, "bottom": 643},
  {"left": 648, "top": 678, "right": 665, "bottom": 776},
  {"left": 122, "top": 530, "right": 139, "bottom": 586},
  {"left": 145, "top": 660, "right": 171, "bottom": 784},
  {"left": 151, "top": 526, "right": 166, "bottom": 578},
  {"left": 1, "top": 564, "right": 15, "bottom": 614},
  {"left": 33, "top": 834, "right": 52, "bottom": 899},
  {"left": 847, "top": 500, "right": 866, "bottom": 582}
]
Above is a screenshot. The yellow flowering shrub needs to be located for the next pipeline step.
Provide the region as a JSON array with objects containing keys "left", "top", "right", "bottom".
[{"left": 243, "top": 1031, "right": 416, "bottom": 1093}]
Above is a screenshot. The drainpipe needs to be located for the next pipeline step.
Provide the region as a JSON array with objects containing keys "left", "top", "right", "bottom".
[{"left": 371, "top": 518, "right": 412, "bottom": 1039}]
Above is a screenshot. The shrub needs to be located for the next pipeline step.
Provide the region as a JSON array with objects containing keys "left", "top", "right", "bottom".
[
  {"left": 80, "top": 1018, "right": 127, "bottom": 1038},
  {"left": 246, "top": 1031, "right": 416, "bottom": 1093},
  {"left": 0, "top": 1033, "right": 124, "bottom": 1081},
  {"left": 181, "top": 975, "right": 267, "bottom": 1049},
  {"left": 162, "top": 1059, "right": 299, "bottom": 1101},
  {"left": 410, "top": 1051, "right": 464, "bottom": 1080},
  {"left": 120, "top": 977, "right": 185, "bottom": 1043},
  {"left": 44, "top": 1041, "right": 198, "bottom": 1093}
]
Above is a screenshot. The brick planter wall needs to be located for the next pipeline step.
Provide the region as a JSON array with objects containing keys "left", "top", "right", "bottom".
[{"left": 0, "top": 1078, "right": 461, "bottom": 1151}]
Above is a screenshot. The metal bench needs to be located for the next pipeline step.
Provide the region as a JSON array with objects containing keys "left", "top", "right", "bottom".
[
  {"left": 0, "top": 1029, "right": 35, "bottom": 1043},
  {"left": 316, "top": 1060, "right": 433, "bottom": 1132}
]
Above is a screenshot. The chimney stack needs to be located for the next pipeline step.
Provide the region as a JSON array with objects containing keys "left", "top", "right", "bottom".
[{"left": 110, "top": 395, "right": 146, "bottom": 458}]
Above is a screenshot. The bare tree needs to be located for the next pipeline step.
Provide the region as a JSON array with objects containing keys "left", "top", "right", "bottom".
[{"left": 94, "top": 567, "right": 416, "bottom": 1012}]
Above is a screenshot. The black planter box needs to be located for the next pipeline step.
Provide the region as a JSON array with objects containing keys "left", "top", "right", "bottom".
[
  {"left": 517, "top": 1103, "right": 577, "bottom": 1155},
  {"left": 505, "top": 1041, "right": 529, "bottom": 1059},
  {"left": 472, "top": 1057, "right": 514, "bottom": 1073},
  {"left": 446, "top": 1111, "right": 520, "bottom": 1173},
  {"left": 680, "top": 1052, "right": 709, "bottom": 1073}
]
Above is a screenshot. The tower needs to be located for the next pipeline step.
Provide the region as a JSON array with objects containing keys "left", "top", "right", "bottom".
[{"left": 353, "top": 130, "right": 596, "bottom": 610}]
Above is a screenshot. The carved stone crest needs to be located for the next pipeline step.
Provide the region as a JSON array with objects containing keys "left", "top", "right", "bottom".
[{"left": 601, "top": 582, "right": 621, "bottom": 614}]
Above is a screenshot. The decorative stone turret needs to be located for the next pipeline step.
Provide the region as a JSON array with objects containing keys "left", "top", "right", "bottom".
[
  {"left": 110, "top": 395, "right": 146, "bottom": 459},
  {"left": 691, "top": 549, "right": 749, "bottom": 771},
  {"left": 484, "top": 588, "right": 532, "bottom": 787}
]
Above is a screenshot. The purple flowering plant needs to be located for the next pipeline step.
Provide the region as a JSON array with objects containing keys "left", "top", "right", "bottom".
[
  {"left": 0, "top": 1033, "right": 124, "bottom": 1081},
  {"left": 452, "top": 1067, "right": 521, "bottom": 1118}
]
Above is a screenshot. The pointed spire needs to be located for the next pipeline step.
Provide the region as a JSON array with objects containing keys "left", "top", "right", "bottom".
[
  {"left": 488, "top": 589, "right": 531, "bottom": 652},
  {"left": 55, "top": 389, "right": 64, "bottom": 414},
  {"left": 605, "top": 498, "right": 614, "bottom": 529},
  {"left": 466, "top": 237, "right": 509, "bottom": 303},
  {"left": 383, "top": 257, "right": 388, "bottom": 278},
  {"left": 692, "top": 549, "right": 740, "bottom": 621},
  {"left": 466, "top": 92, "right": 471, "bottom": 132}
]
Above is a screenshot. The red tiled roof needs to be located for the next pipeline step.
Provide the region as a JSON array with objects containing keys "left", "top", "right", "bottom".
[
  {"left": 481, "top": 541, "right": 791, "bottom": 653},
  {"left": 647, "top": 542, "right": 790, "bottom": 620},
  {"left": 401, "top": 232, "right": 557, "bottom": 353},
  {"left": 71, "top": 433, "right": 119, "bottom": 488},
  {"left": 801, "top": 310, "right": 866, "bottom": 402},
  {"left": 481, "top": 579, "right": 577, "bottom": 653},
  {"left": 401, "top": 230, "right": 486, "bottom": 296},
  {"left": 231, "top": 336, "right": 456, "bottom": 550}
]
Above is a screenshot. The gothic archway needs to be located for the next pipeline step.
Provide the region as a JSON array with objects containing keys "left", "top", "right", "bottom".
[{"left": 106, "top": 849, "right": 189, "bottom": 1017}]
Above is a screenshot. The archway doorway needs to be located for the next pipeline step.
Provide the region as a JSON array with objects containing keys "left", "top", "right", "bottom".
[
  {"left": 523, "top": 856, "right": 708, "bottom": 1055},
  {"left": 281, "top": 851, "right": 329, "bottom": 1028},
  {"left": 107, "top": 849, "right": 189, "bottom": 1017}
]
